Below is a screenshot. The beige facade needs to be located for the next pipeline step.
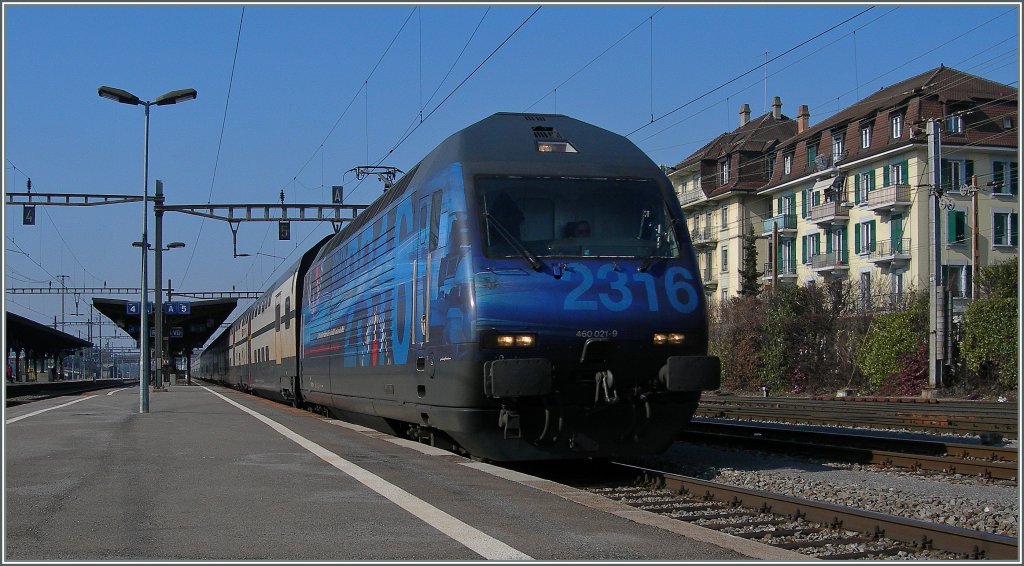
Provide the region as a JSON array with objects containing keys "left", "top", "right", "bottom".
[{"left": 669, "top": 67, "right": 1018, "bottom": 309}]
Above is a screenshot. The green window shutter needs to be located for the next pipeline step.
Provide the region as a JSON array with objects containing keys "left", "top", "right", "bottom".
[
  {"left": 854, "top": 174, "right": 861, "bottom": 204},
  {"left": 900, "top": 160, "right": 909, "bottom": 184},
  {"left": 841, "top": 227, "right": 848, "bottom": 262},
  {"left": 1012, "top": 213, "right": 1019, "bottom": 246},
  {"left": 941, "top": 159, "right": 950, "bottom": 191},
  {"left": 788, "top": 196, "right": 796, "bottom": 216},
  {"left": 870, "top": 220, "right": 876, "bottom": 252},
  {"left": 801, "top": 236, "right": 807, "bottom": 263},
  {"left": 801, "top": 190, "right": 808, "bottom": 217},
  {"left": 869, "top": 169, "right": 876, "bottom": 190},
  {"left": 854, "top": 225, "right": 861, "bottom": 253},
  {"left": 789, "top": 244, "right": 796, "bottom": 267},
  {"left": 813, "top": 191, "right": 820, "bottom": 206},
  {"left": 882, "top": 165, "right": 890, "bottom": 187},
  {"left": 947, "top": 210, "right": 956, "bottom": 243},
  {"left": 814, "top": 233, "right": 820, "bottom": 255},
  {"left": 825, "top": 231, "right": 832, "bottom": 253},
  {"left": 1011, "top": 163, "right": 1018, "bottom": 196}
]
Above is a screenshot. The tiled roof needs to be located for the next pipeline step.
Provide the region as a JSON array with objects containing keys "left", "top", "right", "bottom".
[{"left": 672, "top": 111, "right": 797, "bottom": 170}]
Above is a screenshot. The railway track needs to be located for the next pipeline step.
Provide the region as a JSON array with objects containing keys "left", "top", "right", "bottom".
[
  {"left": 684, "top": 419, "right": 1018, "bottom": 482},
  {"left": 591, "top": 462, "right": 1018, "bottom": 560},
  {"left": 696, "top": 396, "right": 1019, "bottom": 440}
]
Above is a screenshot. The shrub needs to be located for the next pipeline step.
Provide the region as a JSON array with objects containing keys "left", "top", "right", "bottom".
[
  {"left": 856, "top": 291, "right": 928, "bottom": 392},
  {"left": 961, "top": 297, "right": 1018, "bottom": 390}
]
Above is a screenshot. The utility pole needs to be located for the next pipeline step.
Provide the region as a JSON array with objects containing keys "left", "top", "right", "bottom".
[
  {"left": 56, "top": 275, "right": 70, "bottom": 333},
  {"left": 927, "top": 119, "right": 946, "bottom": 390},
  {"left": 971, "top": 175, "right": 980, "bottom": 300}
]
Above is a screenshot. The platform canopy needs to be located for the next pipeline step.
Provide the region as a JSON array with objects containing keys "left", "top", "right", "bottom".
[
  {"left": 5, "top": 312, "right": 93, "bottom": 356},
  {"left": 92, "top": 297, "right": 238, "bottom": 357}
]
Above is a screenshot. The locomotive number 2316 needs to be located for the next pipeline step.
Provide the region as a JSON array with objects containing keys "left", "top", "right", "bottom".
[{"left": 563, "top": 263, "right": 699, "bottom": 313}]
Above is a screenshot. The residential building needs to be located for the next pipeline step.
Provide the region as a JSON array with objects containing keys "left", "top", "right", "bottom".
[
  {"left": 667, "top": 97, "right": 798, "bottom": 304},
  {"left": 670, "top": 66, "right": 1018, "bottom": 310}
]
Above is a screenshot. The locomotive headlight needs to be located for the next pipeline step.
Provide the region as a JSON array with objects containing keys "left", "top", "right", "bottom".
[
  {"left": 492, "top": 333, "right": 536, "bottom": 348},
  {"left": 515, "top": 334, "right": 535, "bottom": 347},
  {"left": 654, "top": 332, "right": 686, "bottom": 345}
]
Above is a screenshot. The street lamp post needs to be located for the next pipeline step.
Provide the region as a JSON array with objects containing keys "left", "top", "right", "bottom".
[{"left": 99, "top": 85, "right": 197, "bottom": 413}]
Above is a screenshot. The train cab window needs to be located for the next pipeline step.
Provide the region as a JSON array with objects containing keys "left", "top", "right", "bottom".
[{"left": 477, "top": 176, "right": 680, "bottom": 259}]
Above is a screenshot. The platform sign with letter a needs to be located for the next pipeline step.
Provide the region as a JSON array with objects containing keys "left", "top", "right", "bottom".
[{"left": 163, "top": 301, "right": 191, "bottom": 315}]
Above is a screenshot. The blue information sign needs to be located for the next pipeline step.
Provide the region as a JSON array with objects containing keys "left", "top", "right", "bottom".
[{"left": 163, "top": 301, "right": 191, "bottom": 315}]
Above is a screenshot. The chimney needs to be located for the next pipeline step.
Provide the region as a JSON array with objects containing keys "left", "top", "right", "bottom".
[
  {"left": 739, "top": 103, "right": 750, "bottom": 127},
  {"left": 772, "top": 96, "right": 782, "bottom": 120},
  {"left": 797, "top": 104, "right": 810, "bottom": 133}
]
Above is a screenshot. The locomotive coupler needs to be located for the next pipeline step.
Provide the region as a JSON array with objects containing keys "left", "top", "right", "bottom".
[
  {"left": 594, "top": 370, "right": 618, "bottom": 405},
  {"left": 498, "top": 406, "right": 521, "bottom": 439}
]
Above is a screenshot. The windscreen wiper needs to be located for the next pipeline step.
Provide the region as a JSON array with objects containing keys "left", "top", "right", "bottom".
[{"left": 484, "top": 212, "right": 545, "bottom": 272}]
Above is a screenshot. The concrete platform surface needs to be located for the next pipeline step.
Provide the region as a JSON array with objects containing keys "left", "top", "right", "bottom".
[{"left": 4, "top": 384, "right": 805, "bottom": 562}]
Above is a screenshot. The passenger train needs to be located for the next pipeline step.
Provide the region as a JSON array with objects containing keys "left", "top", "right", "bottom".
[{"left": 198, "top": 112, "right": 720, "bottom": 461}]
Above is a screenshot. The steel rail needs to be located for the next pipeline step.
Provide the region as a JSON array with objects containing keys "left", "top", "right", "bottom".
[{"left": 611, "top": 462, "right": 1019, "bottom": 560}]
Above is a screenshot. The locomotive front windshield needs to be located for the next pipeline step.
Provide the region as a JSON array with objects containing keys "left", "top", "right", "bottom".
[{"left": 477, "top": 176, "right": 681, "bottom": 259}]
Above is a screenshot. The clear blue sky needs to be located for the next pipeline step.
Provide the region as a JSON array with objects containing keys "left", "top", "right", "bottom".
[{"left": 3, "top": 2, "right": 1019, "bottom": 346}]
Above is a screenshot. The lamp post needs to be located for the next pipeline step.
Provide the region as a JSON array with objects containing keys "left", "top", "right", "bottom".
[{"left": 99, "top": 85, "right": 197, "bottom": 413}]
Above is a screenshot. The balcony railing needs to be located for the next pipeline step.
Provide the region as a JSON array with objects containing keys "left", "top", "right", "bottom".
[
  {"left": 808, "top": 200, "right": 850, "bottom": 224},
  {"left": 762, "top": 214, "right": 797, "bottom": 235},
  {"left": 862, "top": 183, "right": 912, "bottom": 211},
  {"left": 691, "top": 225, "right": 717, "bottom": 247},
  {"left": 867, "top": 238, "right": 912, "bottom": 264},
  {"left": 762, "top": 259, "right": 797, "bottom": 278},
  {"left": 677, "top": 189, "right": 704, "bottom": 206},
  {"left": 809, "top": 250, "right": 850, "bottom": 272},
  {"left": 812, "top": 150, "right": 849, "bottom": 172}
]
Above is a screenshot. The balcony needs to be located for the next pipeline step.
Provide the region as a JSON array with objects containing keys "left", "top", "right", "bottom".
[
  {"left": 866, "top": 238, "right": 912, "bottom": 265},
  {"left": 861, "top": 183, "right": 912, "bottom": 213},
  {"left": 762, "top": 259, "right": 797, "bottom": 282},
  {"left": 808, "top": 200, "right": 851, "bottom": 225},
  {"left": 691, "top": 225, "right": 717, "bottom": 249},
  {"left": 677, "top": 189, "right": 705, "bottom": 207},
  {"left": 812, "top": 150, "right": 849, "bottom": 173},
  {"left": 762, "top": 214, "right": 797, "bottom": 236},
  {"left": 809, "top": 250, "right": 850, "bottom": 274}
]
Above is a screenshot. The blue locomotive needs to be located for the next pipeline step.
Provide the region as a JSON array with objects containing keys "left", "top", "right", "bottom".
[{"left": 199, "top": 112, "right": 719, "bottom": 461}]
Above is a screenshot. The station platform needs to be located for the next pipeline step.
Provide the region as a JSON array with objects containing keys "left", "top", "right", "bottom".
[{"left": 4, "top": 384, "right": 807, "bottom": 561}]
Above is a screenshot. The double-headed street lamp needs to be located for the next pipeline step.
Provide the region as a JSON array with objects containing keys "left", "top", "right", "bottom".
[{"left": 99, "top": 85, "right": 197, "bottom": 413}]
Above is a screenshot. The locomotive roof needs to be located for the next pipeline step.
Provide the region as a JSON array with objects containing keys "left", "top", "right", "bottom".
[
  {"left": 318, "top": 112, "right": 667, "bottom": 258},
  {"left": 416, "top": 112, "right": 662, "bottom": 178}
]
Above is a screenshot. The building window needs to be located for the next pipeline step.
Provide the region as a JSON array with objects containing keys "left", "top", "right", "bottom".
[
  {"left": 947, "top": 210, "right": 966, "bottom": 245},
  {"left": 720, "top": 206, "right": 729, "bottom": 233},
  {"left": 1002, "top": 117, "right": 1013, "bottom": 130},
  {"left": 945, "top": 114, "right": 964, "bottom": 135},
  {"left": 991, "top": 161, "right": 1017, "bottom": 195},
  {"left": 720, "top": 158, "right": 731, "bottom": 184},
  {"left": 941, "top": 159, "right": 967, "bottom": 192},
  {"left": 890, "top": 272, "right": 904, "bottom": 307},
  {"left": 993, "top": 211, "right": 1019, "bottom": 246},
  {"left": 860, "top": 271, "right": 872, "bottom": 310},
  {"left": 692, "top": 173, "right": 701, "bottom": 191},
  {"left": 832, "top": 133, "right": 845, "bottom": 162},
  {"left": 784, "top": 153, "right": 793, "bottom": 175},
  {"left": 860, "top": 125, "right": 872, "bottom": 149},
  {"left": 888, "top": 162, "right": 907, "bottom": 186},
  {"left": 890, "top": 114, "right": 903, "bottom": 139},
  {"left": 721, "top": 247, "right": 728, "bottom": 272},
  {"left": 766, "top": 153, "right": 776, "bottom": 180},
  {"left": 946, "top": 265, "right": 968, "bottom": 299},
  {"left": 856, "top": 221, "right": 876, "bottom": 254},
  {"left": 807, "top": 143, "right": 818, "bottom": 166},
  {"left": 858, "top": 172, "right": 871, "bottom": 202}
]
